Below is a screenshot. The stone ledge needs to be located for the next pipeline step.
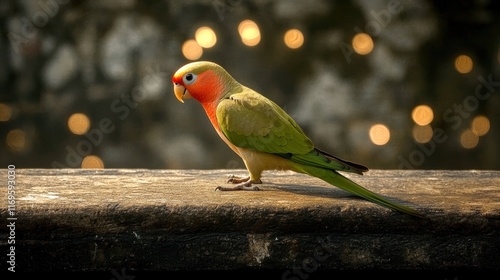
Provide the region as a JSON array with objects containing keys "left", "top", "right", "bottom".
[{"left": 1, "top": 169, "right": 499, "bottom": 273}]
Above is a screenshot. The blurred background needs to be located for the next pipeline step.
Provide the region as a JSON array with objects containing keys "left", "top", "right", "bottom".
[{"left": 1, "top": 0, "right": 499, "bottom": 170}]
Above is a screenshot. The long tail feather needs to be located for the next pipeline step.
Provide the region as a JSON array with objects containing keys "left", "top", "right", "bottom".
[{"left": 299, "top": 165, "right": 423, "bottom": 217}]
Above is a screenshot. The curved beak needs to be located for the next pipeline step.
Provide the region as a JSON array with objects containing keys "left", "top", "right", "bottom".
[{"left": 173, "top": 83, "right": 192, "bottom": 103}]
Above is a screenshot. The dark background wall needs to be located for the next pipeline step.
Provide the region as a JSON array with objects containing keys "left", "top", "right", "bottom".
[{"left": 1, "top": 0, "right": 499, "bottom": 170}]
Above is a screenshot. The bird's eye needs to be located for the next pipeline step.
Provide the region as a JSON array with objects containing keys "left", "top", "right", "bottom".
[{"left": 183, "top": 73, "right": 197, "bottom": 85}]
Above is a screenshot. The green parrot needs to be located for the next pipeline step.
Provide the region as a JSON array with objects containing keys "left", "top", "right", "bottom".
[{"left": 172, "top": 61, "right": 421, "bottom": 217}]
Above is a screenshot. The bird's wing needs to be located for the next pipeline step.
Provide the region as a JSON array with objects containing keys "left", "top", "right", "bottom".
[
  {"left": 217, "top": 89, "right": 368, "bottom": 175},
  {"left": 287, "top": 148, "right": 368, "bottom": 175},
  {"left": 216, "top": 89, "right": 313, "bottom": 155}
]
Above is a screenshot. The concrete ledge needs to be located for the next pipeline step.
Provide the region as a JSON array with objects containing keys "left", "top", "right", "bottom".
[{"left": 1, "top": 169, "right": 499, "bottom": 274}]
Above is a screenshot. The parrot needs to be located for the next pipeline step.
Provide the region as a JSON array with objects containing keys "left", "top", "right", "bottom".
[{"left": 172, "top": 61, "right": 422, "bottom": 217}]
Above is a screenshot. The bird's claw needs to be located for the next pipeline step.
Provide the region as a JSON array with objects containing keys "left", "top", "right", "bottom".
[
  {"left": 216, "top": 174, "right": 263, "bottom": 191},
  {"left": 215, "top": 178, "right": 260, "bottom": 191},
  {"left": 227, "top": 174, "right": 250, "bottom": 184},
  {"left": 215, "top": 185, "right": 260, "bottom": 191}
]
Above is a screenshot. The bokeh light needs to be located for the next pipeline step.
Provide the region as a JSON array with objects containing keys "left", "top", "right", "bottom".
[
  {"left": 195, "top": 26, "right": 217, "bottom": 48},
  {"left": 369, "top": 124, "right": 390, "bottom": 145},
  {"left": 454, "top": 54, "right": 473, "bottom": 74},
  {"left": 68, "top": 113, "right": 90, "bottom": 135},
  {"left": 471, "top": 115, "right": 490, "bottom": 136},
  {"left": 412, "top": 125, "right": 433, "bottom": 143},
  {"left": 182, "top": 39, "right": 203, "bottom": 60},
  {"left": 0, "top": 103, "right": 13, "bottom": 121},
  {"left": 1, "top": 2, "right": 498, "bottom": 172},
  {"left": 460, "top": 129, "right": 479, "bottom": 149},
  {"left": 81, "top": 155, "right": 105, "bottom": 169},
  {"left": 6, "top": 129, "right": 26, "bottom": 152},
  {"left": 411, "top": 105, "right": 434, "bottom": 126},
  {"left": 352, "top": 33, "right": 374, "bottom": 55},
  {"left": 284, "top": 29, "right": 304, "bottom": 49},
  {"left": 238, "top": 20, "right": 261, "bottom": 47}
]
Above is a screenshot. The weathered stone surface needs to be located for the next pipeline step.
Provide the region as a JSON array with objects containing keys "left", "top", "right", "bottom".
[{"left": 1, "top": 169, "right": 499, "bottom": 274}]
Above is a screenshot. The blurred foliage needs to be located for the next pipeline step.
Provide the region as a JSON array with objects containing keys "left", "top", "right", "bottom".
[{"left": 1, "top": 0, "right": 499, "bottom": 170}]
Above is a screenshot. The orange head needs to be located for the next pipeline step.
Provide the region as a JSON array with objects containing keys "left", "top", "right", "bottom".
[{"left": 172, "top": 61, "right": 240, "bottom": 104}]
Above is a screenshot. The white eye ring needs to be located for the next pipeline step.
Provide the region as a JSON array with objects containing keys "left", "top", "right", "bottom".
[{"left": 183, "top": 73, "right": 197, "bottom": 85}]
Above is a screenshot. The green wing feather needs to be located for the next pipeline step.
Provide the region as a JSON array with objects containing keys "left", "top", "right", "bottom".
[
  {"left": 217, "top": 89, "right": 313, "bottom": 154},
  {"left": 216, "top": 88, "right": 367, "bottom": 174}
]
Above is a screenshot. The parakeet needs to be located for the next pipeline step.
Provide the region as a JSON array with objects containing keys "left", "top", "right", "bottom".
[{"left": 172, "top": 61, "right": 421, "bottom": 217}]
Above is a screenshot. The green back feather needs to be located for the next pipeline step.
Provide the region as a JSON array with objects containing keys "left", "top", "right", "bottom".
[
  {"left": 217, "top": 88, "right": 314, "bottom": 155},
  {"left": 216, "top": 87, "right": 366, "bottom": 174}
]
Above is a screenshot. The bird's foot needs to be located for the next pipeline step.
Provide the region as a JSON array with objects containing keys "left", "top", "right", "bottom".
[
  {"left": 216, "top": 177, "right": 261, "bottom": 191},
  {"left": 227, "top": 174, "right": 249, "bottom": 184},
  {"left": 227, "top": 175, "right": 263, "bottom": 184}
]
